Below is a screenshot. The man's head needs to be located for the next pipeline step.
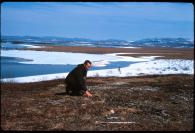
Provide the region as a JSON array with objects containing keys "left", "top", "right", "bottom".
[{"left": 84, "top": 60, "right": 92, "bottom": 70}]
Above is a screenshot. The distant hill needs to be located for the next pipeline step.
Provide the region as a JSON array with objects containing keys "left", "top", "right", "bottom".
[
  {"left": 1, "top": 36, "right": 194, "bottom": 48},
  {"left": 130, "top": 38, "right": 194, "bottom": 48}
]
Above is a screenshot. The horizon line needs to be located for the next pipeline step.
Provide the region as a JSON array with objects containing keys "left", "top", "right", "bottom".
[{"left": 1, "top": 35, "right": 194, "bottom": 42}]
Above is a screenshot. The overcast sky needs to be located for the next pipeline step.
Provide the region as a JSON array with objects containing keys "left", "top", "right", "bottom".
[{"left": 1, "top": 2, "right": 194, "bottom": 41}]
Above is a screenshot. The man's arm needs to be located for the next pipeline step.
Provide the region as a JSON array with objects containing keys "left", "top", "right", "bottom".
[
  {"left": 76, "top": 73, "right": 93, "bottom": 97},
  {"left": 74, "top": 67, "right": 87, "bottom": 92}
]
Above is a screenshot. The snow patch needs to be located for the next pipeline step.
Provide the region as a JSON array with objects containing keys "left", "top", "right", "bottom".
[{"left": 1, "top": 50, "right": 193, "bottom": 83}]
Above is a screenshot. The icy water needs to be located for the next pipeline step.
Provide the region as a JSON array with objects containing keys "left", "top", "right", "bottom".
[
  {"left": 1, "top": 57, "right": 137, "bottom": 78},
  {"left": 1, "top": 42, "right": 30, "bottom": 49}
]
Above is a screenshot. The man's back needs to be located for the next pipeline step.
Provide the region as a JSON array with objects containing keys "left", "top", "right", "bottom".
[{"left": 66, "top": 64, "right": 87, "bottom": 82}]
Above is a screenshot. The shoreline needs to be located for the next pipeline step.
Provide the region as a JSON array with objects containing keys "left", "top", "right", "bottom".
[
  {"left": 1, "top": 73, "right": 194, "bottom": 84},
  {"left": 1, "top": 58, "right": 193, "bottom": 83},
  {"left": 1, "top": 45, "right": 194, "bottom": 83}
]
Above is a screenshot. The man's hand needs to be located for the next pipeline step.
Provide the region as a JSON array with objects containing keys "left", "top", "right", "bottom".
[{"left": 84, "top": 90, "right": 92, "bottom": 97}]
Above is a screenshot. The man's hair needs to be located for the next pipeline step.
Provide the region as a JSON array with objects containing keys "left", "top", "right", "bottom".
[{"left": 84, "top": 60, "right": 92, "bottom": 65}]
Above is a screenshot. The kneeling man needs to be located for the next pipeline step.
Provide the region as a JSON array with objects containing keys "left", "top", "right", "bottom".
[{"left": 65, "top": 60, "right": 92, "bottom": 97}]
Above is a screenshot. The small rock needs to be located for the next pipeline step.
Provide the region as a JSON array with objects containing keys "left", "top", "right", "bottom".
[{"left": 110, "top": 109, "right": 115, "bottom": 114}]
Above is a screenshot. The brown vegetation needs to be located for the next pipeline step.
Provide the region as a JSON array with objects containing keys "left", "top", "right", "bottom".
[
  {"left": 26, "top": 46, "right": 194, "bottom": 59},
  {"left": 1, "top": 74, "right": 194, "bottom": 131}
]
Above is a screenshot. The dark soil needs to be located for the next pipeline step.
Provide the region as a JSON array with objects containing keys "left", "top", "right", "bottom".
[{"left": 1, "top": 74, "right": 194, "bottom": 131}]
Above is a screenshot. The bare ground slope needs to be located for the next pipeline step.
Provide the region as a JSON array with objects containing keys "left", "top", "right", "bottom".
[{"left": 1, "top": 74, "right": 194, "bottom": 131}]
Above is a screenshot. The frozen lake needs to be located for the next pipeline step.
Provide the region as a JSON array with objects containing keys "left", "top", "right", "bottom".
[
  {"left": 0, "top": 44, "right": 193, "bottom": 83},
  {"left": 1, "top": 56, "right": 136, "bottom": 78}
]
